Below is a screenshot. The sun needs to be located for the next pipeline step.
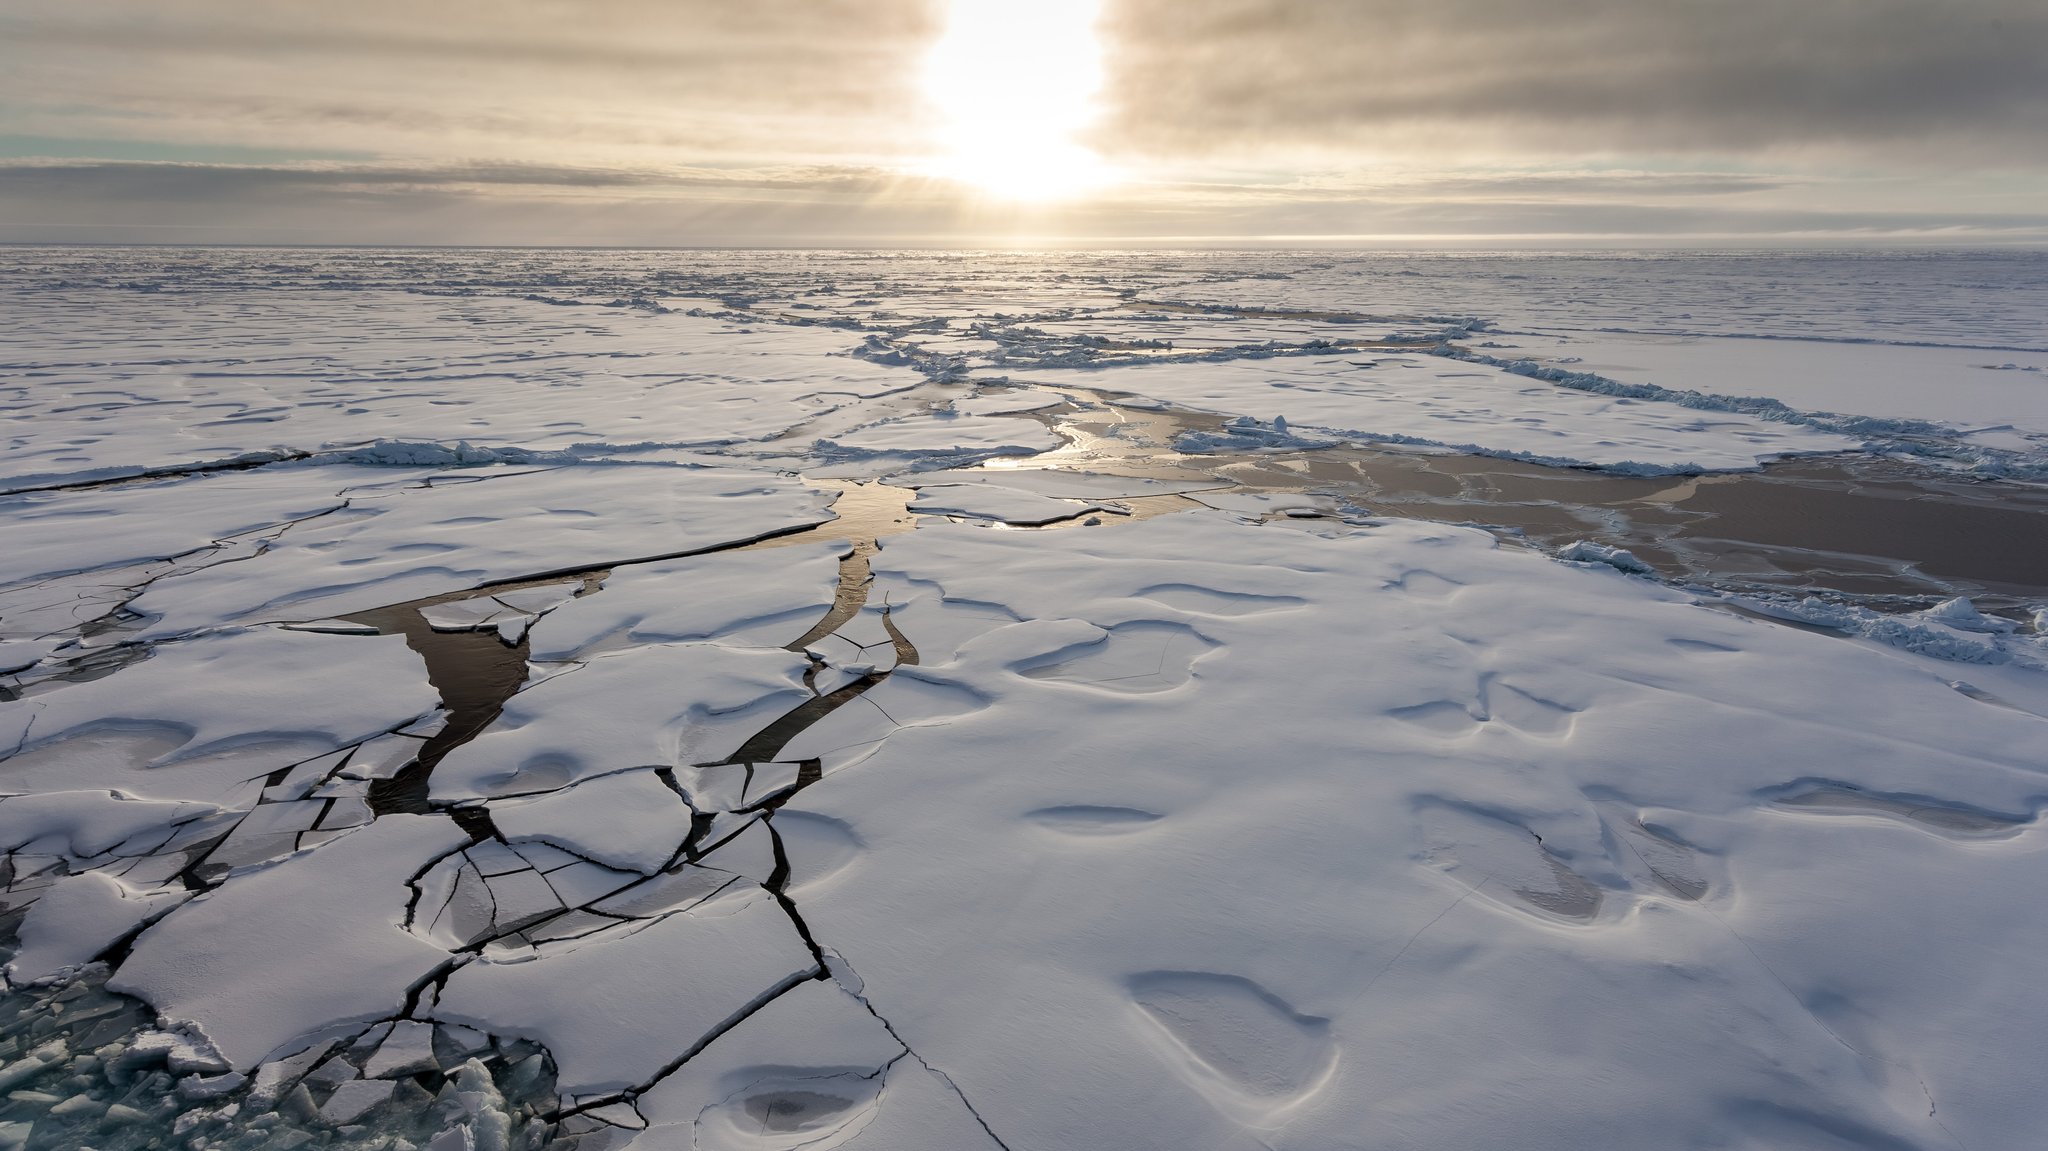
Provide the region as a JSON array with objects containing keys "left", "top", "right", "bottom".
[{"left": 922, "top": 0, "right": 1112, "bottom": 201}]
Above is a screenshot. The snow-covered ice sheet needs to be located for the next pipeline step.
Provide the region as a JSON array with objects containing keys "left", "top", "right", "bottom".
[
  {"left": 121, "top": 465, "right": 835, "bottom": 638},
  {"left": 814, "top": 413, "right": 1060, "bottom": 462},
  {"left": 5, "top": 248, "right": 2048, "bottom": 1151},
  {"left": 622, "top": 974, "right": 998, "bottom": 1151},
  {"left": 2, "top": 627, "right": 439, "bottom": 794},
  {"left": 1506, "top": 333, "right": 2048, "bottom": 432},
  {"left": 1018, "top": 354, "right": 1859, "bottom": 473},
  {"left": 6, "top": 871, "right": 191, "bottom": 985},
  {"left": 906, "top": 483, "right": 1114, "bottom": 525},
  {"left": 525, "top": 541, "right": 846, "bottom": 660},
  {"left": 775, "top": 513, "right": 2048, "bottom": 1150},
  {"left": 429, "top": 641, "right": 813, "bottom": 803},
  {"left": 111, "top": 814, "right": 469, "bottom": 1070},
  {"left": 431, "top": 884, "right": 815, "bottom": 1096},
  {"left": 0, "top": 290, "right": 924, "bottom": 490},
  {"left": 0, "top": 467, "right": 384, "bottom": 589},
  {"left": 489, "top": 770, "right": 693, "bottom": 875}
]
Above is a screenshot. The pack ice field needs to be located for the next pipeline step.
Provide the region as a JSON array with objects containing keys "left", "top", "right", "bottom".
[{"left": 2, "top": 248, "right": 2047, "bottom": 1151}]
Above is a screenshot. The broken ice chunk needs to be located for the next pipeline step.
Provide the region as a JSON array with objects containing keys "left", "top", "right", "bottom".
[
  {"left": 110, "top": 814, "right": 471, "bottom": 1071},
  {"left": 524, "top": 543, "right": 844, "bottom": 662},
  {"left": 400, "top": 711, "right": 452, "bottom": 738},
  {"left": 419, "top": 596, "right": 523, "bottom": 632},
  {"left": 521, "top": 910, "right": 625, "bottom": 947},
  {"left": 196, "top": 800, "right": 325, "bottom": 878},
  {"left": 337, "top": 732, "right": 428, "bottom": 781},
  {"left": 536, "top": 860, "right": 641, "bottom": 909},
  {"left": 695, "top": 818, "right": 778, "bottom": 885},
  {"left": 362, "top": 1021, "right": 439, "bottom": 1079},
  {"left": 0, "top": 791, "right": 222, "bottom": 863},
  {"left": 177, "top": 1070, "right": 248, "bottom": 1101},
  {"left": 430, "top": 642, "right": 813, "bottom": 803},
  {"left": 262, "top": 748, "right": 354, "bottom": 803},
  {"left": 742, "top": 761, "right": 806, "bottom": 809},
  {"left": 908, "top": 482, "right": 1109, "bottom": 526},
  {"left": 674, "top": 763, "right": 751, "bottom": 813},
  {"left": 488, "top": 582, "right": 582, "bottom": 616},
  {"left": 6, "top": 872, "right": 191, "bottom": 985},
  {"left": 249, "top": 1038, "right": 340, "bottom": 1108},
  {"left": 490, "top": 769, "right": 693, "bottom": 876},
  {"left": 1556, "top": 540, "right": 1655, "bottom": 575},
  {"left": 432, "top": 886, "right": 818, "bottom": 1094},
  {"left": 320, "top": 1077, "right": 395, "bottom": 1124},
  {"left": 280, "top": 619, "right": 382, "bottom": 636},
  {"left": 1921, "top": 596, "right": 2017, "bottom": 634},
  {"left": 478, "top": 866, "right": 564, "bottom": 936},
  {"left": 590, "top": 866, "right": 738, "bottom": 919}
]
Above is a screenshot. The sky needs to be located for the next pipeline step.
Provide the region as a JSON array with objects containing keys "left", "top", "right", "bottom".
[{"left": 1, "top": 0, "right": 2044, "bottom": 247}]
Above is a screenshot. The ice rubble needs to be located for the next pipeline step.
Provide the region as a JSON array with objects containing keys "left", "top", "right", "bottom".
[
  {"left": 1554, "top": 539, "right": 1656, "bottom": 574},
  {"left": 1731, "top": 593, "right": 2047, "bottom": 667}
]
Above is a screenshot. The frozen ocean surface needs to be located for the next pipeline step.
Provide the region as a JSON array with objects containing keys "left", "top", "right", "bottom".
[{"left": 1, "top": 247, "right": 2047, "bottom": 1151}]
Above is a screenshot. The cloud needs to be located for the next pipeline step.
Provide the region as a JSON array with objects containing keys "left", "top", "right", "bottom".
[
  {"left": 1095, "top": 0, "right": 2048, "bottom": 161},
  {"left": 0, "top": 1, "right": 2041, "bottom": 242},
  {"left": 0, "top": 1, "right": 946, "bottom": 162}
]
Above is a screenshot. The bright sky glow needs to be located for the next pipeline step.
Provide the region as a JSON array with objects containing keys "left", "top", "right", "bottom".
[{"left": 922, "top": 0, "right": 1110, "bottom": 200}]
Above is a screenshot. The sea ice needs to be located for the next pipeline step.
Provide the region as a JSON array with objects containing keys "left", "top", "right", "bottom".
[
  {"left": 429, "top": 641, "right": 813, "bottom": 802},
  {"left": 524, "top": 542, "right": 845, "bottom": 661},
  {"left": 5, "top": 872, "right": 190, "bottom": 986},
  {"left": 775, "top": 513, "right": 2048, "bottom": 1149},
  {"left": 0, "top": 627, "right": 438, "bottom": 805},
  {"left": 6, "top": 248, "right": 2048, "bottom": 1151},
  {"left": 431, "top": 885, "right": 816, "bottom": 1096},
  {"left": 1016, "top": 353, "right": 1859, "bottom": 473},
  {"left": 110, "top": 814, "right": 470, "bottom": 1070},
  {"left": 121, "top": 465, "right": 837, "bottom": 639},
  {"left": 489, "top": 770, "right": 692, "bottom": 876}
]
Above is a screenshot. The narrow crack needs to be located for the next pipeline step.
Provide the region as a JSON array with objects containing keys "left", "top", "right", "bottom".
[
  {"left": 822, "top": 950, "right": 1015, "bottom": 1151},
  {"left": 763, "top": 823, "right": 828, "bottom": 971},
  {"left": 544, "top": 964, "right": 825, "bottom": 1123},
  {"left": 0, "top": 449, "right": 314, "bottom": 497}
]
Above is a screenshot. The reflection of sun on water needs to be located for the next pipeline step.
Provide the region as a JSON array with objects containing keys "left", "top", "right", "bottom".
[{"left": 923, "top": 0, "right": 1110, "bottom": 200}]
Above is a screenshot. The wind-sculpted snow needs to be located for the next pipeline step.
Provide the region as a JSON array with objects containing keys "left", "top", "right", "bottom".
[
  {"left": 777, "top": 513, "right": 2048, "bottom": 1150},
  {"left": 117, "top": 465, "right": 837, "bottom": 641},
  {"left": 2, "top": 247, "right": 2047, "bottom": 1150}
]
